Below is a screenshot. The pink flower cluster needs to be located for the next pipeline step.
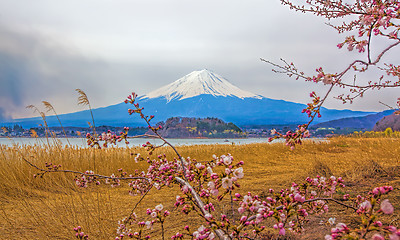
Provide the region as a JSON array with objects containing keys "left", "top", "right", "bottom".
[
  {"left": 325, "top": 222, "right": 400, "bottom": 240},
  {"left": 68, "top": 92, "right": 399, "bottom": 239},
  {"left": 269, "top": 124, "right": 310, "bottom": 150},
  {"left": 324, "top": 183, "right": 396, "bottom": 239},
  {"left": 308, "top": 68, "right": 337, "bottom": 85},
  {"left": 74, "top": 170, "right": 97, "bottom": 188},
  {"left": 71, "top": 143, "right": 397, "bottom": 239},
  {"left": 269, "top": 0, "right": 400, "bottom": 147},
  {"left": 338, "top": 36, "right": 368, "bottom": 53},
  {"left": 303, "top": 91, "right": 322, "bottom": 118},
  {"left": 305, "top": 175, "right": 345, "bottom": 197},
  {"left": 73, "top": 226, "right": 89, "bottom": 239},
  {"left": 115, "top": 204, "right": 171, "bottom": 240},
  {"left": 192, "top": 225, "right": 215, "bottom": 240},
  {"left": 85, "top": 127, "right": 130, "bottom": 149},
  {"left": 146, "top": 203, "right": 170, "bottom": 220}
]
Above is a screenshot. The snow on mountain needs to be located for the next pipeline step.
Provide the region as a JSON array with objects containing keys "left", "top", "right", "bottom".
[
  {"left": 143, "top": 69, "right": 262, "bottom": 101},
  {"left": 5, "top": 69, "right": 376, "bottom": 128}
]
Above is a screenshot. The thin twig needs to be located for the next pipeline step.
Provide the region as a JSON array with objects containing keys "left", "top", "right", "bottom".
[
  {"left": 14, "top": 145, "right": 149, "bottom": 181},
  {"left": 126, "top": 185, "right": 153, "bottom": 223},
  {"left": 303, "top": 197, "right": 357, "bottom": 211}
]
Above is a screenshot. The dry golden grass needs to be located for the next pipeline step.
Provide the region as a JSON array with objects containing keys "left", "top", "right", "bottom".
[{"left": 0, "top": 137, "right": 399, "bottom": 239}]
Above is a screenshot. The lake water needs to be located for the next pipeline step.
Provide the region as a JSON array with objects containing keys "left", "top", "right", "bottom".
[
  {"left": 0, "top": 137, "right": 272, "bottom": 148},
  {"left": 0, "top": 137, "right": 326, "bottom": 148}
]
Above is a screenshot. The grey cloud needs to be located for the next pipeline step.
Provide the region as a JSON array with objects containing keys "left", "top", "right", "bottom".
[
  {"left": 0, "top": 53, "right": 29, "bottom": 106},
  {"left": 0, "top": 107, "right": 7, "bottom": 121},
  {"left": 0, "top": 0, "right": 399, "bottom": 118},
  {"left": 0, "top": 25, "right": 115, "bottom": 118},
  {"left": 0, "top": 24, "right": 217, "bottom": 119}
]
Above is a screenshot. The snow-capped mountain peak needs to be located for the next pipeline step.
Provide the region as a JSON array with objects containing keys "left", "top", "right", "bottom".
[{"left": 143, "top": 69, "right": 262, "bottom": 101}]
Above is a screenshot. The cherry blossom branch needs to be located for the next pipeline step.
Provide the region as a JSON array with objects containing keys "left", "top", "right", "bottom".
[
  {"left": 263, "top": 0, "right": 400, "bottom": 148},
  {"left": 303, "top": 197, "right": 357, "bottom": 211},
  {"left": 125, "top": 93, "right": 190, "bottom": 182},
  {"left": 126, "top": 134, "right": 165, "bottom": 139},
  {"left": 280, "top": 0, "right": 362, "bottom": 18},
  {"left": 366, "top": 21, "right": 376, "bottom": 64},
  {"left": 336, "top": 40, "right": 400, "bottom": 78},
  {"left": 175, "top": 177, "right": 226, "bottom": 239},
  {"left": 126, "top": 185, "right": 153, "bottom": 223},
  {"left": 15, "top": 145, "right": 150, "bottom": 182}
]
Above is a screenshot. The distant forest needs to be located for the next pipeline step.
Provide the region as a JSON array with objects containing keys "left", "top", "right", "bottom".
[{"left": 154, "top": 117, "right": 245, "bottom": 138}]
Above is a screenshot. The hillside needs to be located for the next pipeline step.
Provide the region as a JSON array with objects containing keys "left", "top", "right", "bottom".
[
  {"left": 311, "top": 110, "right": 395, "bottom": 131},
  {"left": 153, "top": 117, "right": 244, "bottom": 138},
  {"left": 373, "top": 111, "right": 400, "bottom": 131}
]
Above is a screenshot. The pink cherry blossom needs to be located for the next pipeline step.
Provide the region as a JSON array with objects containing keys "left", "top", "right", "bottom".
[
  {"left": 381, "top": 199, "right": 394, "bottom": 215},
  {"left": 294, "top": 193, "right": 305, "bottom": 203},
  {"left": 204, "top": 213, "right": 213, "bottom": 220},
  {"left": 233, "top": 167, "right": 244, "bottom": 179},
  {"left": 155, "top": 204, "right": 163, "bottom": 211},
  {"left": 372, "top": 233, "right": 385, "bottom": 240},
  {"left": 221, "top": 155, "right": 232, "bottom": 165},
  {"left": 207, "top": 181, "right": 215, "bottom": 190},
  {"left": 221, "top": 177, "right": 232, "bottom": 189}
]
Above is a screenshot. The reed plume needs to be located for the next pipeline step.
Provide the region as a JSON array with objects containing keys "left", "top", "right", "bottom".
[
  {"left": 42, "top": 101, "right": 71, "bottom": 146},
  {"left": 26, "top": 104, "right": 40, "bottom": 114},
  {"left": 26, "top": 105, "right": 51, "bottom": 145},
  {"left": 75, "top": 89, "right": 97, "bottom": 171},
  {"left": 75, "top": 89, "right": 96, "bottom": 136}
]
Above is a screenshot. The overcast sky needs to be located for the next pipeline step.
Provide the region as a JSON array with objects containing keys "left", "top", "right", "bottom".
[{"left": 0, "top": 0, "right": 399, "bottom": 120}]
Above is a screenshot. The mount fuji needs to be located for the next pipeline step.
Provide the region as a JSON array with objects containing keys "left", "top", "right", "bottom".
[
  {"left": 143, "top": 69, "right": 262, "bottom": 101},
  {"left": 6, "top": 69, "right": 375, "bottom": 128}
]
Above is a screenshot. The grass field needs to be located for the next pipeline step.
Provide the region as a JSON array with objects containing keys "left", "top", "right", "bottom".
[{"left": 0, "top": 137, "right": 399, "bottom": 239}]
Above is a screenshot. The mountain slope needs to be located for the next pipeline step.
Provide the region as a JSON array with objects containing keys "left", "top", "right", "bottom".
[
  {"left": 373, "top": 111, "right": 400, "bottom": 131},
  {"left": 143, "top": 69, "right": 261, "bottom": 101},
  {"left": 3, "top": 69, "right": 375, "bottom": 128},
  {"left": 7, "top": 94, "right": 374, "bottom": 128},
  {"left": 312, "top": 110, "right": 395, "bottom": 130}
]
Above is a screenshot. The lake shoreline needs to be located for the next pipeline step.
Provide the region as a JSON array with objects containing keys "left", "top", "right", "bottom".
[{"left": 0, "top": 137, "right": 327, "bottom": 148}]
